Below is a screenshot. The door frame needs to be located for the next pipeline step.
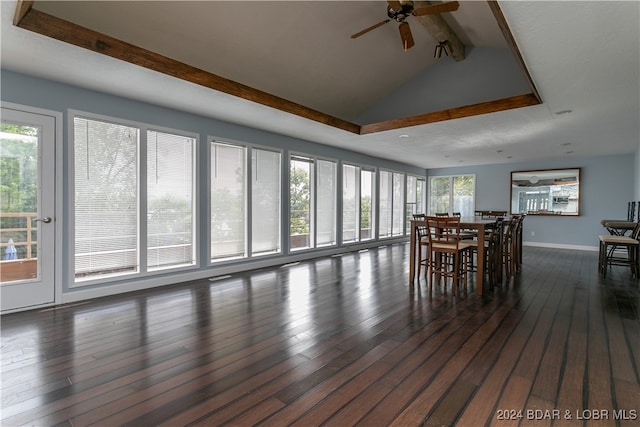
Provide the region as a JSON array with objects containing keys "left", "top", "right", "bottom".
[{"left": 1, "top": 101, "right": 63, "bottom": 313}]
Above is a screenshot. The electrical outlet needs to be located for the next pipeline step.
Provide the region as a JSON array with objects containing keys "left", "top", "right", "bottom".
[{"left": 531, "top": 231, "right": 535, "bottom": 237}]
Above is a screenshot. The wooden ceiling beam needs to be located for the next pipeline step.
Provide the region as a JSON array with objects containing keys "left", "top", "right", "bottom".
[
  {"left": 413, "top": 1, "right": 466, "bottom": 61},
  {"left": 13, "top": 0, "right": 34, "bottom": 25},
  {"left": 14, "top": 4, "right": 361, "bottom": 135},
  {"left": 360, "top": 93, "right": 540, "bottom": 134},
  {"left": 12, "top": 1, "right": 541, "bottom": 136},
  {"left": 487, "top": 1, "right": 541, "bottom": 102}
]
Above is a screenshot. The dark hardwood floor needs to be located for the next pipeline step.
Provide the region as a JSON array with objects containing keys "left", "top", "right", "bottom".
[{"left": 1, "top": 244, "right": 639, "bottom": 426}]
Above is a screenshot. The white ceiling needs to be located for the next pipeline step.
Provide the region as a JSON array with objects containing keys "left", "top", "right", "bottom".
[{"left": 1, "top": 1, "right": 639, "bottom": 169}]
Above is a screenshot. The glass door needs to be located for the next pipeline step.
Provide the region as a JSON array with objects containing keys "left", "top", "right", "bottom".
[{"left": 1, "top": 106, "right": 56, "bottom": 312}]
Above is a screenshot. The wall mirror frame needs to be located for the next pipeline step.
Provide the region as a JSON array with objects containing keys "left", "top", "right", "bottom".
[{"left": 510, "top": 168, "right": 581, "bottom": 216}]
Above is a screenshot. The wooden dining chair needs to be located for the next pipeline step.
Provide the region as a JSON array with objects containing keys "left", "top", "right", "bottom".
[
  {"left": 413, "top": 213, "right": 430, "bottom": 277},
  {"left": 599, "top": 221, "right": 640, "bottom": 278},
  {"left": 514, "top": 214, "right": 525, "bottom": 272},
  {"left": 425, "top": 216, "right": 475, "bottom": 296},
  {"left": 435, "top": 212, "right": 449, "bottom": 217},
  {"left": 503, "top": 215, "right": 521, "bottom": 278}
]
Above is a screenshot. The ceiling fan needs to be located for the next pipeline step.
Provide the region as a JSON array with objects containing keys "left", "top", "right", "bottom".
[{"left": 351, "top": 1, "right": 460, "bottom": 51}]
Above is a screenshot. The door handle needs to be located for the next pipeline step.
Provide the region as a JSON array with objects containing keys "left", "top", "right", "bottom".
[{"left": 35, "top": 217, "right": 52, "bottom": 224}]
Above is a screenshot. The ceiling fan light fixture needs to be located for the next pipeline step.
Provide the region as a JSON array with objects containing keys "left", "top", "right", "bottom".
[
  {"left": 434, "top": 40, "right": 452, "bottom": 58},
  {"left": 443, "top": 40, "right": 453, "bottom": 56}
]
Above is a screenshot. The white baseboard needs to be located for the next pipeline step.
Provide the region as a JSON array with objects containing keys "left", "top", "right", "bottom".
[
  {"left": 523, "top": 242, "right": 598, "bottom": 252},
  {"left": 62, "top": 237, "right": 408, "bottom": 304}
]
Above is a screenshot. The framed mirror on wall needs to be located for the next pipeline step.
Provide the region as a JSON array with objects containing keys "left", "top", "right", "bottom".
[{"left": 510, "top": 168, "right": 581, "bottom": 216}]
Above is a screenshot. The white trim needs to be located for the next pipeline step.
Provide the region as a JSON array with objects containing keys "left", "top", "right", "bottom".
[
  {"left": 1, "top": 101, "right": 63, "bottom": 310},
  {"left": 62, "top": 237, "right": 408, "bottom": 304},
  {"left": 67, "top": 109, "right": 200, "bottom": 288},
  {"left": 523, "top": 241, "right": 598, "bottom": 252}
]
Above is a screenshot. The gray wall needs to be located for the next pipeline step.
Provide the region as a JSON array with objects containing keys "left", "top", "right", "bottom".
[
  {"left": 635, "top": 141, "right": 640, "bottom": 200},
  {"left": 1, "top": 69, "right": 637, "bottom": 299},
  {"left": 1, "top": 69, "right": 425, "bottom": 299},
  {"left": 428, "top": 154, "right": 635, "bottom": 249},
  {"left": 1, "top": 70, "right": 424, "bottom": 176},
  {"left": 356, "top": 47, "right": 530, "bottom": 124}
]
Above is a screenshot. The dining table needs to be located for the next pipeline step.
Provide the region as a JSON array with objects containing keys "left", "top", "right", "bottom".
[{"left": 409, "top": 216, "right": 501, "bottom": 295}]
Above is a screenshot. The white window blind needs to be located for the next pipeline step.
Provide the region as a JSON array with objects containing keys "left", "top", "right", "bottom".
[
  {"left": 406, "top": 175, "right": 425, "bottom": 232},
  {"left": 316, "top": 159, "right": 336, "bottom": 247},
  {"left": 147, "top": 130, "right": 195, "bottom": 270},
  {"left": 251, "top": 148, "right": 281, "bottom": 255},
  {"left": 379, "top": 171, "right": 392, "bottom": 238},
  {"left": 417, "top": 178, "right": 425, "bottom": 214},
  {"left": 342, "top": 164, "right": 358, "bottom": 243},
  {"left": 211, "top": 142, "right": 246, "bottom": 260},
  {"left": 392, "top": 172, "right": 404, "bottom": 235},
  {"left": 360, "top": 169, "right": 375, "bottom": 241},
  {"left": 74, "top": 117, "right": 139, "bottom": 279}
]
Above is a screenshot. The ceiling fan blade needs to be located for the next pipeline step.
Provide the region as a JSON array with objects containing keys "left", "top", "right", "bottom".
[
  {"left": 413, "top": 1, "right": 460, "bottom": 16},
  {"left": 387, "top": 0, "right": 403, "bottom": 11},
  {"left": 398, "top": 22, "right": 415, "bottom": 51},
  {"left": 351, "top": 19, "right": 391, "bottom": 39}
]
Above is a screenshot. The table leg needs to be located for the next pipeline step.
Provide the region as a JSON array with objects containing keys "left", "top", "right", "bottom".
[
  {"left": 409, "top": 221, "right": 417, "bottom": 283},
  {"left": 476, "top": 223, "right": 484, "bottom": 295}
]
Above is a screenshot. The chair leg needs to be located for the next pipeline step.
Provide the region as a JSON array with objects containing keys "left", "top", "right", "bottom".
[
  {"left": 598, "top": 241, "right": 603, "bottom": 274},
  {"left": 462, "top": 251, "right": 468, "bottom": 294}
]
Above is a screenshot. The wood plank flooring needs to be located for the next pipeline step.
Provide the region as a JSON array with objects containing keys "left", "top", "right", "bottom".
[{"left": 1, "top": 244, "right": 639, "bottom": 426}]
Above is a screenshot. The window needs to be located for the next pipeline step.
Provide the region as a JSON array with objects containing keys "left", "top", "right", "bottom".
[
  {"left": 360, "top": 168, "right": 375, "bottom": 241},
  {"left": 147, "top": 130, "right": 196, "bottom": 270},
  {"left": 379, "top": 170, "right": 405, "bottom": 238},
  {"left": 406, "top": 175, "right": 425, "bottom": 231},
  {"left": 74, "top": 117, "right": 139, "bottom": 279},
  {"left": 290, "top": 156, "right": 313, "bottom": 250},
  {"left": 379, "top": 171, "right": 392, "bottom": 238},
  {"left": 316, "top": 159, "right": 337, "bottom": 247},
  {"left": 210, "top": 142, "right": 246, "bottom": 261},
  {"left": 252, "top": 148, "right": 281, "bottom": 256},
  {"left": 428, "top": 175, "right": 475, "bottom": 216},
  {"left": 392, "top": 171, "right": 404, "bottom": 235},
  {"left": 289, "top": 155, "right": 337, "bottom": 251},
  {"left": 342, "top": 164, "right": 375, "bottom": 243},
  {"left": 73, "top": 116, "right": 197, "bottom": 281},
  {"left": 210, "top": 143, "right": 284, "bottom": 260}
]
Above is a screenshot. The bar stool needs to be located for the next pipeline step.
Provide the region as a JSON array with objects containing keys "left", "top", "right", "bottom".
[
  {"left": 599, "top": 221, "right": 640, "bottom": 278},
  {"left": 413, "top": 214, "right": 429, "bottom": 277},
  {"left": 426, "top": 216, "right": 475, "bottom": 295},
  {"left": 503, "top": 215, "right": 521, "bottom": 278}
]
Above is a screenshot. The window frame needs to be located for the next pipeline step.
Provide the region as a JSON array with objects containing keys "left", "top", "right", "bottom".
[
  {"left": 209, "top": 139, "right": 248, "bottom": 262},
  {"left": 427, "top": 174, "right": 476, "bottom": 216},
  {"left": 69, "top": 110, "right": 199, "bottom": 288},
  {"left": 406, "top": 174, "right": 426, "bottom": 232},
  {"left": 378, "top": 169, "right": 406, "bottom": 239},
  {"left": 146, "top": 127, "right": 198, "bottom": 272},
  {"left": 341, "top": 162, "right": 376, "bottom": 245},
  {"left": 208, "top": 138, "right": 285, "bottom": 263},
  {"left": 288, "top": 152, "right": 339, "bottom": 252},
  {"left": 250, "top": 146, "right": 282, "bottom": 257}
]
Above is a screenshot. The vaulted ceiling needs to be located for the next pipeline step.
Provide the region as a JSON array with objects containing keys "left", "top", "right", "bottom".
[{"left": 2, "top": 1, "right": 638, "bottom": 169}]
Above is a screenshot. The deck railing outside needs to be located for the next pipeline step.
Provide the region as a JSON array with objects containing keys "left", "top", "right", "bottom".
[{"left": 0, "top": 212, "right": 38, "bottom": 260}]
